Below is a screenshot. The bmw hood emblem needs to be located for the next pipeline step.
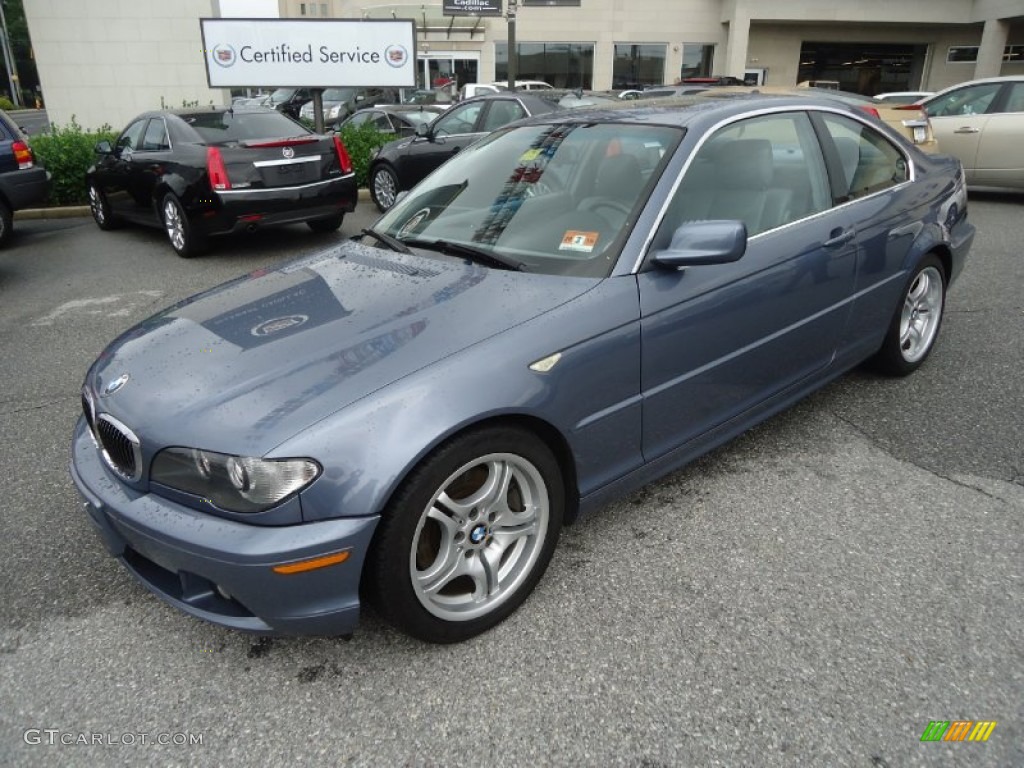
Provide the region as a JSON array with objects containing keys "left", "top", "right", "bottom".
[{"left": 101, "top": 373, "right": 130, "bottom": 397}]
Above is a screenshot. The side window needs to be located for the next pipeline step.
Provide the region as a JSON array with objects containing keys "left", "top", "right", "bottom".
[
  {"left": 346, "top": 112, "right": 371, "bottom": 128},
  {"left": 117, "top": 119, "right": 148, "bottom": 153},
  {"left": 371, "top": 112, "right": 394, "bottom": 131},
  {"left": 480, "top": 100, "right": 527, "bottom": 132},
  {"left": 433, "top": 102, "right": 484, "bottom": 136},
  {"left": 1002, "top": 82, "right": 1024, "bottom": 114},
  {"left": 819, "top": 114, "right": 908, "bottom": 201},
  {"left": 925, "top": 83, "right": 1001, "bottom": 117},
  {"left": 140, "top": 119, "right": 169, "bottom": 151},
  {"left": 653, "top": 112, "right": 831, "bottom": 245}
]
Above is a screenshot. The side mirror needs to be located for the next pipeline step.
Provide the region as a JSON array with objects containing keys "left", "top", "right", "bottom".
[
  {"left": 95, "top": 140, "right": 113, "bottom": 155},
  {"left": 414, "top": 122, "right": 432, "bottom": 140},
  {"left": 652, "top": 220, "right": 747, "bottom": 268}
]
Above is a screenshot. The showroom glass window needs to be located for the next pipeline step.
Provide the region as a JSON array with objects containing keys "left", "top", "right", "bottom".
[
  {"left": 495, "top": 43, "right": 594, "bottom": 89},
  {"left": 613, "top": 44, "right": 667, "bottom": 89},
  {"left": 819, "top": 113, "right": 908, "bottom": 200},
  {"left": 680, "top": 43, "right": 714, "bottom": 79}
]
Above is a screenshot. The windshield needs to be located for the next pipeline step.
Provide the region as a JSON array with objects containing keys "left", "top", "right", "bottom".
[
  {"left": 322, "top": 88, "right": 357, "bottom": 102},
  {"left": 185, "top": 111, "right": 310, "bottom": 144},
  {"left": 372, "top": 122, "right": 683, "bottom": 278},
  {"left": 269, "top": 88, "right": 296, "bottom": 105}
]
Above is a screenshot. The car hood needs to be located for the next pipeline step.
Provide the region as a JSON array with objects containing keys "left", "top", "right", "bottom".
[{"left": 87, "top": 241, "right": 595, "bottom": 456}]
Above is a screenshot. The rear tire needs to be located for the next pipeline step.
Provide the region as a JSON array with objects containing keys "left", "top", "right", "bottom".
[
  {"left": 367, "top": 426, "right": 564, "bottom": 643},
  {"left": 871, "top": 254, "right": 946, "bottom": 376},
  {"left": 306, "top": 214, "right": 344, "bottom": 233},
  {"left": 161, "top": 193, "right": 207, "bottom": 258},
  {"left": 0, "top": 200, "right": 12, "bottom": 248}
]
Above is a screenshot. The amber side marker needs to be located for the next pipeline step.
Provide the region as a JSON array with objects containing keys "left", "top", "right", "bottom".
[{"left": 272, "top": 551, "right": 350, "bottom": 574}]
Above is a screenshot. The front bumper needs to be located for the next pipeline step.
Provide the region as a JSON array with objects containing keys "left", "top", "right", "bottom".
[
  {"left": 70, "top": 418, "right": 378, "bottom": 636},
  {"left": 197, "top": 174, "right": 358, "bottom": 237}
]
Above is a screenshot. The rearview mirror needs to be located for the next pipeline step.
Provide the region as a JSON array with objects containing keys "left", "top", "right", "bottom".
[
  {"left": 414, "top": 122, "right": 432, "bottom": 140},
  {"left": 95, "top": 140, "right": 113, "bottom": 155},
  {"left": 652, "top": 220, "right": 747, "bottom": 268}
]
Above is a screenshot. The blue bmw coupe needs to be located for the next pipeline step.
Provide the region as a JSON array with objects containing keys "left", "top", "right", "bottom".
[{"left": 72, "top": 95, "right": 974, "bottom": 643}]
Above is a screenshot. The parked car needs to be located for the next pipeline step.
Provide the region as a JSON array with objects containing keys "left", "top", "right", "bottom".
[
  {"left": 86, "top": 107, "right": 357, "bottom": 257},
  {"left": 639, "top": 85, "right": 711, "bottom": 98},
  {"left": 0, "top": 108, "right": 49, "bottom": 247},
  {"left": 71, "top": 95, "right": 974, "bottom": 643},
  {"left": 459, "top": 83, "right": 505, "bottom": 100},
  {"left": 266, "top": 87, "right": 314, "bottom": 119},
  {"left": 402, "top": 88, "right": 455, "bottom": 107},
  {"left": 874, "top": 91, "right": 935, "bottom": 105},
  {"left": 368, "top": 93, "right": 561, "bottom": 212},
  {"left": 914, "top": 75, "right": 1024, "bottom": 190},
  {"left": 492, "top": 80, "right": 553, "bottom": 91},
  {"left": 337, "top": 105, "right": 446, "bottom": 138},
  {"left": 298, "top": 87, "right": 400, "bottom": 129}
]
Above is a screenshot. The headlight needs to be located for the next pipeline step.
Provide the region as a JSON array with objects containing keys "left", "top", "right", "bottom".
[
  {"left": 328, "top": 105, "right": 341, "bottom": 118},
  {"left": 151, "top": 447, "right": 320, "bottom": 514}
]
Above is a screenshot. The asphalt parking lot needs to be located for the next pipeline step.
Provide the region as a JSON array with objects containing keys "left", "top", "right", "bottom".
[{"left": 0, "top": 197, "right": 1021, "bottom": 767}]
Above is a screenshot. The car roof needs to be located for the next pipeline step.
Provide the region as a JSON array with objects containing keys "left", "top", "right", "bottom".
[{"left": 514, "top": 93, "right": 866, "bottom": 130}]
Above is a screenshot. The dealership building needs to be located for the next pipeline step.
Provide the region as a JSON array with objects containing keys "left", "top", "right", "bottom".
[{"left": 23, "top": 0, "right": 1024, "bottom": 130}]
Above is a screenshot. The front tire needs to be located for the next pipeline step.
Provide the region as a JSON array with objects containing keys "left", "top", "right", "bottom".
[
  {"left": 161, "top": 193, "right": 207, "bottom": 258},
  {"left": 871, "top": 254, "right": 946, "bottom": 376},
  {"left": 370, "top": 164, "right": 399, "bottom": 213},
  {"left": 367, "top": 426, "right": 564, "bottom": 643},
  {"left": 88, "top": 183, "right": 119, "bottom": 231},
  {"left": 306, "top": 214, "right": 344, "bottom": 233}
]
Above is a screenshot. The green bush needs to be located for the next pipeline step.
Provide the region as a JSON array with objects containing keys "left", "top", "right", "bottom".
[
  {"left": 336, "top": 122, "right": 393, "bottom": 188},
  {"left": 29, "top": 117, "right": 117, "bottom": 205},
  {"left": 0, "top": 97, "right": 14, "bottom": 111}
]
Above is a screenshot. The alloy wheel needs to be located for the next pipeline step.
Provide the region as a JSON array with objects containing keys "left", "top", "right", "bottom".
[
  {"left": 899, "top": 265, "right": 943, "bottom": 363},
  {"left": 410, "top": 453, "right": 549, "bottom": 622}
]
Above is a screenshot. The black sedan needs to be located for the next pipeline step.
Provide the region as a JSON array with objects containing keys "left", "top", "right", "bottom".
[
  {"left": 0, "top": 108, "right": 49, "bottom": 247},
  {"left": 87, "top": 107, "right": 357, "bottom": 257},
  {"left": 368, "top": 93, "right": 560, "bottom": 212},
  {"left": 338, "top": 104, "right": 446, "bottom": 138}
]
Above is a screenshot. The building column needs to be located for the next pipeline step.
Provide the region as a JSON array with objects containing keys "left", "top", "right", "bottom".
[
  {"left": 723, "top": 11, "right": 751, "bottom": 80},
  {"left": 974, "top": 18, "right": 1009, "bottom": 79}
]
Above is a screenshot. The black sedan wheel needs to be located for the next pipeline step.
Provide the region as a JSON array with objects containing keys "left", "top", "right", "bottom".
[
  {"left": 370, "top": 164, "right": 399, "bottom": 213},
  {"left": 161, "top": 193, "right": 207, "bottom": 258},
  {"left": 872, "top": 254, "right": 946, "bottom": 376},
  {"left": 368, "top": 426, "right": 564, "bottom": 643},
  {"left": 306, "top": 214, "right": 344, "bottom": 233},
  {"left": 0, "top": 200, "right": 12, "bottom": 247},
  {"left": 88, "top": 184, "right": 118, "bottom": 231}
]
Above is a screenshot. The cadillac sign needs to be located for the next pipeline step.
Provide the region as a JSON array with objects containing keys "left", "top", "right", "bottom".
[
  {"left": 200, "top": 18, "right": 416, "bottom": 88},
  {"left": 442, "top": 0, "right": 503, "bottom": 16}
]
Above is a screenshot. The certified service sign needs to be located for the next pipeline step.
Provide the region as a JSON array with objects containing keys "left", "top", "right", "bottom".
[{"left": 200, "top": 18, "right": 416, "bottom": 88}]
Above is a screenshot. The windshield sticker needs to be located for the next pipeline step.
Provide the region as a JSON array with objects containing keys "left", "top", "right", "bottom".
[
  {"left": 518, "top": 148, "right": 542, "bottom": 163},
  {"left": 559, "top": 230, "right": 599, "bottom": 253}
]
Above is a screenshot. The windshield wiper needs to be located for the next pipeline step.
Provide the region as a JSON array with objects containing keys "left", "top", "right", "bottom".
[
  {"left": 361, "top": 227, "right": 412, "bottom": 254},
  {"left": 405, "top": 239, "right": 525, "bottom": 271}
]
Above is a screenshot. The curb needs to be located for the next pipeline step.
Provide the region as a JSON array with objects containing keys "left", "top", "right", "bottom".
[{"left": 14, "top": 188, "right": 374, "bottom": 221}]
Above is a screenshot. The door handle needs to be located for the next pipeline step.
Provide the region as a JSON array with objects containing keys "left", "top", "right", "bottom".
[
  {"left": 953, "top": 127, "right": 980, "bottom": 134},
  {"left": 823, "top": 228, "right": 855, "bottom": 248}
]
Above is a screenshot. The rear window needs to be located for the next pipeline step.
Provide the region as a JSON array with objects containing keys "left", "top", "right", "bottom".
[{"left": 183, "top": 111, "right": 310, "bottom": 144}]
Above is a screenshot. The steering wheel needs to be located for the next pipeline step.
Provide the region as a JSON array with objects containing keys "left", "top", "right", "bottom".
[{"left": 580, "top": 197, "right": 633, "bottom": 218}]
